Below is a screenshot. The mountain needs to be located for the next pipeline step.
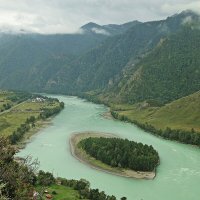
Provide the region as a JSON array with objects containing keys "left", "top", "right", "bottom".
[
  {"left": 61, "top": 10, "right": 200, "bottom": 93},
  {"left": 0, "top": 10, "right": 199, "bottom": 95},
  {"left": 104, "top": 27, "right": 200, "bottom": 104},
  {"left": 0, "top": 20, "right": 142, "bottom": 92},
  {"left": 80, "top": 21, "right": 141, "bottom": 35},
  {"left": 0, "top": 29, "right": 108, "bottom": 91}
]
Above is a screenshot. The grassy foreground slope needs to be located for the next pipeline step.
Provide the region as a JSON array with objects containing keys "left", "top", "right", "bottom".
[
  {"left": 37, "top": 184, "right": 81, "bottom": 200},
  {"left": 111, "top": 91, "right": 200, "bottom": 132},
  {"left": 46, "top": 185, "right": 81, "bottom": 200},
  {"left": 1, "top": 138, "right": 119, "bottom": 200}
]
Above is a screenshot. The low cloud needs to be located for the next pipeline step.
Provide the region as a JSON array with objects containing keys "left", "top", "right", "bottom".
[
  {"left": 0, "top": 0, "right": 199, "bottom": 34},
  {"left": 182, "top": 16, "right": 193, "bottom": 25},
  {"left": 91, "top": 28, "right": 110, "bottom": 35}
]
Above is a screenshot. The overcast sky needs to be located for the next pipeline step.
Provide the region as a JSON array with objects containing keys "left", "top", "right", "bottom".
[{"left": 0, "top": 0, "right": 199, "bottom": 34}]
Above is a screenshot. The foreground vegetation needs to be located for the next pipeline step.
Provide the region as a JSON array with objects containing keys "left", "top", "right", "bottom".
[
  {"left": 0, "top": 137, "right": 123, "bottom": 200},
  {"left": 36, "top": 184, "right": 81, "bottom": 200},
  {"left": 0, "top": 91, "right": 125, "bottom": 199},
  {"left": 79, "top": 137, "right": 159, "bottom": 172}
]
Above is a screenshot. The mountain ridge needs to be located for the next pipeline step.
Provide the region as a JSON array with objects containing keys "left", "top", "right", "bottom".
[{"left": 0, "top": 10, "right": 199, "bottom": 97}]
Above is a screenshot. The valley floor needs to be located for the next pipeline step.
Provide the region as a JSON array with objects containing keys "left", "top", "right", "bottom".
[{"left": 0, "top": 91, "right": 63, "bottom": 147}]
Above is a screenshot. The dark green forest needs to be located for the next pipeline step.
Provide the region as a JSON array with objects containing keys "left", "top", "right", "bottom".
[
  {"left": 79, "top": 137, "right": 159, "bottom": 171},
  {"left": 108, "top": 27, "right": 200, "bottom": 104}
]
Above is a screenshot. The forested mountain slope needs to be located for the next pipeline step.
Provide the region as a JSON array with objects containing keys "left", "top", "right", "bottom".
[
  {"left": 104, "top": 27, "right": 200, "bottom": 104},
  {"left": 58, "top": 10, "right": 200, "bottom": 93},
  {"left": 0, "top": 32, "right": 107, "bottom": 91},
  {"left": 0, "top": 20, "right": 140, "bottom": 92},
  {"left": 0, "top": 10, "right": 199, "bottom": 95}
]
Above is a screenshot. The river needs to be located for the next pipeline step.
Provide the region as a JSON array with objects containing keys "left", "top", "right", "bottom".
[{"left": 17, "top": 95, "right": 200, "bottom": 200}]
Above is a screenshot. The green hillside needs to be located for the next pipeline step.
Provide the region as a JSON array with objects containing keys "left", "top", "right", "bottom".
[
  {"left": 112, "top": 91, "right": 200, "bottom": 132},
  {"left": 108, "top": 91, "right": 200, "bottom": 146}
]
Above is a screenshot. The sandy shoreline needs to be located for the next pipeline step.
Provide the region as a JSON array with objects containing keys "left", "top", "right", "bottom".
[
  {"left": 69, "top": 131, "right": 156, "bottom": 180},
  {"left": 101, "top": 110, "right": 113, "bottom": 120}
]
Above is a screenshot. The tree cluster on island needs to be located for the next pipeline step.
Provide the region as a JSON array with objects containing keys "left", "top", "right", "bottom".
[{"left": 79, "top": 137, "right": 159, "bottom": 172}]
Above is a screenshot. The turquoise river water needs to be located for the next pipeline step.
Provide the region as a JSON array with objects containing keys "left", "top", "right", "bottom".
[{"left": 17, "top": 95, "right": 200, "bottom": 200}]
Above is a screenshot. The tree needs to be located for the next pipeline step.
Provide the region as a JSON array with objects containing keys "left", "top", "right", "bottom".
[
  {"left": 0, "top": 183, "right": 9, "bottom": 200},
  {"left": 79, "top": 137, "right": 159, "bottom": 171},
  {"left": 37, "top": 170, "right": 55, "bottom": 186},
  {"left": 0, "top": 137, "right": 37, "bottom": 199}
]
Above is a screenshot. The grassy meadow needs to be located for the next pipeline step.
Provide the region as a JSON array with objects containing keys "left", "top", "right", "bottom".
[
  {"left": 111, "top": 91, "right": 200, "bottom": 132},
  {"left": 0, "top": 91, "right": 61, "bottom": 137},
  {"left": 37, "top": 184, "right": 82, "bottom": 200}
]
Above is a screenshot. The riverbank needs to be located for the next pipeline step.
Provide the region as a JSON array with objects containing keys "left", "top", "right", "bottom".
[
  {"left": 15, "top": 118, "right": 53, "bottom": 150},
  {"left": 70, "top": 132, "right": 156, "bottom": 180},
  {"left": 81, "top": 92, "right": 200, "bottom": 147},
  {"left": 101, "top": 110, "right": 113, "bottom": 120}
]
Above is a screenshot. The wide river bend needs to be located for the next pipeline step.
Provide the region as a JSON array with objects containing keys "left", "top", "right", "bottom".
[{"left": 18, "top": 95, "right": 200, "bottom": 200}]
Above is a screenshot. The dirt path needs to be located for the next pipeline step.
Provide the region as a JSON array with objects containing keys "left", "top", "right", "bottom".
[{"left": 0, "top": 100, "right": 28, "bottom": 116}]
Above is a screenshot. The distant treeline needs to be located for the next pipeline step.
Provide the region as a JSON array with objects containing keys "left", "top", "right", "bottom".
[
  {"left": 111, "top": 111, "right": 200, "bottom": 146},
  {"left": 0, "top": 103, "right": 11, "bottom": 112},
  {"left": 79, "top": 137, "right": 159, "bottom": 172},
  {"left": 39, "top": 102, "right": 64, "bottom": 119},
  {"left": 9, "top": 117, "right": 34, "bottom": 144},
  {"left": 7, "top": 91, "right": 33, "bottom": 103}
]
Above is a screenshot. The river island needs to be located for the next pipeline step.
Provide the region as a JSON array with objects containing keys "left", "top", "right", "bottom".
[{"left": 70, "top": 132, "right": 159, "bottom": 180}]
